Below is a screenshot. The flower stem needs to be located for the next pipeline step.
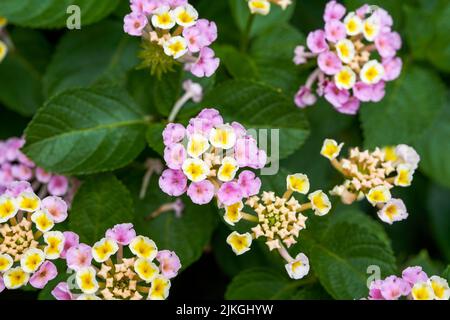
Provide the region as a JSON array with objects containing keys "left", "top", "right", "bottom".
[
  {"left": 283, "top": 189, "right": 293, "bottom": 200},
  {"left": 331, "top": 158, "right": 348, "bottom": 177},
  {"left": 277, "top": 244, "right": 294, "bottom": 263},
  {"left": 241, "top": 212, "right": 259, "bottom": 222},
  {"left": 240, "top": 14, "right": 255, "bottom": 52},
  {"left": 297, "top": 202, "right": 312, "bottom": 212},
  {"left": 168, "top": 92, "right": 193, "bottom": 122}
]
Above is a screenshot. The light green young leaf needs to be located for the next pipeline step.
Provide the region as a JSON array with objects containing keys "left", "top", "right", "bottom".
[
  {"left": 69, "top": 174, "right": 135, "bottom": 244},
  {"left": 24, "top": 87, "right": 148, "bottom": 175},
  {"left": 0, "top": 0, "right": 119, "bottom": 29}
]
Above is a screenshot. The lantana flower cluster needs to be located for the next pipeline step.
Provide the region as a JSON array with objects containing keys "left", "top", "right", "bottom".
[
  {"left": 52, "top": 223, "right": 181, "bottom": 300},
  {"left": 124, "top": 0, "right": 219, "bottom": 77},
  {"left": 159, "top": 108, "right": 266, "bottom": 207},
  {"left": 367, "top": 266, "right": 450, "bottom": 300},
  {"left": 293, "top": 1, "right": 402, "bottom": 114},
  {"left": 0, "top": 17, "right": 8, "bottom": 63},
  {"left": 225, "top": 173, "right": 332, "bottom": 280},
  {"left": 0, "top": 137, "right": 77, "bottom": 204},
  {"left": 246, "top": 0, "right": 292, "bottom": 16},
  {"left": 321, "top": 139, "right": 420, "bottom": 224},
  {"left": 0, "top": 182, "right": 69, "bottom": 292}
]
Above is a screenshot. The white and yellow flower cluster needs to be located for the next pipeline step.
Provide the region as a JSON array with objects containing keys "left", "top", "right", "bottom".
[
  {"left": 323, "top": 139, "right": 419, "bottom": 224},
  {"left": 412, "top": 276, "right": 450, "bottom": 300},
  {"left": 0, "top": 188, "right": 67, "bottom": 290},
  {"left": 69, "top": 229, "right": 179, "bottom": 300},
  {"left": 247, "top": 0, "right": 292, "bottom": 15},
  {"left": 225, "top": 173, "right": 330, "bottom": 280}
]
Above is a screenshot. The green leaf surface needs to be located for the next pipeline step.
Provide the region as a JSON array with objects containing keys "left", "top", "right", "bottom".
[
  {"left": 225, "top": 267, "right": 302, "bottom": 300},
  {"left": 405, "top": 0, "right": 450, "bottom": 72},
  {"left": 427, "top": 184, "right": 450, "bottom": 261},
  {"left": 44, "top": 20, "right": 139, "bottom": 97},
  {"left": 203, "top": 80, "right": 310, "bottom": 160},
  {"left": 361, "top": 66, "right": 446, "bottom": 148},
  {"left": 404, "top": 250, "right": 445, "bottom": 276},
  {"left": 0, "top": 0, "right": 119, "bottom": 29},
  {"left": 24, "top": 87, "right": 148, "bottom": 175},
  {"left": 68, "top": 174, "right": 135, "bottom": 244},
  {"left": 146, "top": 122, "right": 166, "bottom": 156},
  {"left": 297, "top": 209, "right": 396, "bottom": 299},
  {"left": 0, "top": 28, "right": 51, "bottom": 116}
]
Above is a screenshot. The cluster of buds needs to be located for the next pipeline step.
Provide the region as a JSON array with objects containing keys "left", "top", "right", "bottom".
[
  {"left": 159, "top": 108, "right": 266, "bottom": 207},
  {"left": 367, "top": 266, "right": 450, "bottom": 300},
  {"left": 321, "top": 139, "right": 420, "bottom": 224},
  {"left": 225, "top": 173, "right": 332, "bottom": 280},
  {"left": 246, "top": 0, "right": 292, "bottom": 15},
  {"left": 0, "top": 137, "right": 78, "bottom": 204},
  {"left": 293, "top": 1, "right": 402, "bottom": 114},
  {"left": 52, "top": 223, "right": 181, "bottom": 300},
  {"left": 124, "top": 0, "right": 219, "bottom": 78},
  {"left": 0, "top": 17, "right": 8, "bottom": 63},
  {"left": 0, "top": 182, "right": 69, "bottom": 292}
]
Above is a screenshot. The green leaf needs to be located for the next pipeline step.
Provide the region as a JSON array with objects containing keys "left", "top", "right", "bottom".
[
  {"left": 203, "top": 80, "right": 310, "bottom": 160},
  {"left": 415, "top": 100, "right": 450, "bottom": 188},
  {"left": 427, "top": 184, "right": 450, "bottom": 261},
  {"left": 361, "top": 66, "right": 446, "bottom": 148},
  {"left": 404, "top": 250, "right": 445, "bottom": 276},
  {"left": 146, "top": 122, "right": 166, "bottom": 156},
  {"left": 68, "top": 174, "right": 134, "bottom": 244},
  {"left": 120, "top": 170, "right": 218, "bottom": 268},
  {"left": 229, "top": 0, "right": 295, "bottom": 37},
  {"left": 405, "top": 0, "right": 450, "bottom": 72},
  {"left": 225, "top": 267, "right": 302, "bottom": 300},
  {"left": 216, "top": 45, "right": 259, "bottom": 80},
  {"left": 297, "top": 209, "right": 396, "bottom": 299},
  {"left": 0, "top": 28, "right": 51, "bottom": 116},
  {"left": 443, "top": 266, "right": 450, "bottom": 282},
  {"left": 24, "top": 86, "right": 148, "bottom": 175},
  {"left": 0, "top": 0, "right": 119, "bottom": 29},
  {"left": 44, "top": 20, "right": 139, "bottom": 97}
]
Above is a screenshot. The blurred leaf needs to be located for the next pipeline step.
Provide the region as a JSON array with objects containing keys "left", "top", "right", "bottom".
[
  {"left": 0, "top": 107, "right": 29, "bottom": 138},
  {"left": 121, "top": 169, "right": 219, "bottom": 269},
  {"left": 146, "top": 122, "right": 165, "bottom": 156},
  {"left": 0, "top": 0, "right": 119, "bottom": 28},
  {"left": 225, "top": 267, "right": 304, "bottom": 300},
  {"left": 0, "top": 28, "right": 51, "bottom": 116},
  {"left": 361, "top": 66, "right": 446, "bottom": 148},
  {"left": 405, "top": 0, "right": 450, "bottom": 72},
  {"left": 404, "top": 250, "right": 445, "bottom": 276},
  {"left": 229, "top": 0, "right": 295, "bottom": 37},
  {"left": 216, "top": 45, "right": 259, "bottom": 80},
  {"left": 69, "top": 174, "right": 134, "bottom": 244},
  {"left": 416, "top": 99, "right": 450, "bottom": 188},
  {"left": 24, "top": 87, "right": 148, "bottom": 175},
  {"left": 152, "top": 68, "right": 183, "bottom": 117},
  {"left": 297, "top": 209, "right": 396, "bottom": 299},
  {"left": 44, "top": 20, "right": 139, "bottom": 97},
  {"left": 203, "top": 80, "right": 310, "bottom": 160},
  {"left": 427, "top": 184, "right": 450, "bottom": 261},
  {"left": 443, "top": 266, "right": 450, "bottom": 282}
]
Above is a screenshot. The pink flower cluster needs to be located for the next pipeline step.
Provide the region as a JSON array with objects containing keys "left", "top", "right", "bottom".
[
  {"left": 0, "top": 137, "right": 77, "bottom": 204},
  {"left": 368, "top": 266, "right": 450, "bottom": 300},
  {"left": 124, "top": 0, "right": 220, "bottom": 77},
  {"left": 159, "top": 108, "right": 266, "bottom": 206},
  {"left": 52, "top": 223, "right": 181, "bottom": 300},
  {"left": 293, "top": 1, "right": 402, "bottom": 114}
]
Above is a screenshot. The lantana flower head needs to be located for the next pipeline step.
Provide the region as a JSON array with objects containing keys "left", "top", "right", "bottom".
[
  {"left": 124, "top": 0, "right": 219, "bottom": 78},
  {"left": 293, "top": 1, "right": 402, "bottom": 114},
  {"left": 246, "top": 0, "right": 292, "bottom": 16},
  {"left": 225, "top": 173, "right": 331, "bottom": 280},
  {"left": 52, "top": 223, "right": 181, "bottom": 300},
  {"left": 367, "top": 266, "right": 450, "bottom": 300},
  {"left": 0, "top": 182, "right": 69, "bottom": 292},
  {"left": 159, "top": 108, "right": 266, "bottom": 206},
  {"left": 0, "top": 137, "right": 78, "bottom": 205},
  {"left": 322, "top": 139, "right": 419, "bottom": 224}
]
